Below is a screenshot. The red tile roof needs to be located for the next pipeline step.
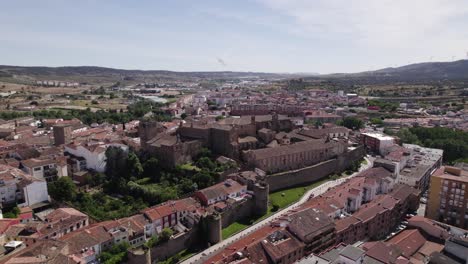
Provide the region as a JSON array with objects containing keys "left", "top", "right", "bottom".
[{"left": 387, "top": 229, "right": 426, "bottom": 258}]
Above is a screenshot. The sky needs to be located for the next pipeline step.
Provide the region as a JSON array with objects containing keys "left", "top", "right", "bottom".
[{"left": 1, "top": 0, "right": 468, "bottom": 73}]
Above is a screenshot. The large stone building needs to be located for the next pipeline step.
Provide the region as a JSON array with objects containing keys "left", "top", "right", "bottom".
[
  {"left": 140, "top": 114, "right": 295, "bottom": 167},
  {"left": 230, "top": 103, "right": 310, "bottom": 116},
  {"left": 243, "top": 139, "right": 347, "bottom": 174}
]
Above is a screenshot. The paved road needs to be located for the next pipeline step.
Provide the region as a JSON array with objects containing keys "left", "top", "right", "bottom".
[{"left": 181, "top": 157, "right": 374, "bottom": 264}]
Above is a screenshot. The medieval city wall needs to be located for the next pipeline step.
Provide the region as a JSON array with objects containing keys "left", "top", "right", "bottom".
[
  {"left": 147, "top": 226, "right": 201, "bottom": 263},
  {"left": 220, "top": 198, "right": 256, "bottom": 228},
  {"left": 267, "top": 146, "right": 365, "bottom": 192}
]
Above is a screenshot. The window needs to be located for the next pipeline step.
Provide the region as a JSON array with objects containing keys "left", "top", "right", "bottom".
[{"left": 33, "top": 167, "right": 41, "bottom": 171}]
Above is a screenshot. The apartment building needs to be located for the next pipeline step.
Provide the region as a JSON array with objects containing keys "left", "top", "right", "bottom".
[{"left": 426, "top": 165, "right": 468, "bottom": 229}]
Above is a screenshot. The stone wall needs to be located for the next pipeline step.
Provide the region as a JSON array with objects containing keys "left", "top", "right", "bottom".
[
  {"left": 220, "top": 198, "right": 256, "bottom": 228},
  {"left": 267, "top": 146, "right": 365, "bottom": 192},
  {"left": 146, "top": 226, "right": 201, "bottom": 263}
]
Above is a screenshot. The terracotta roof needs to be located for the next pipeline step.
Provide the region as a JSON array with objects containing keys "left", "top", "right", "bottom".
[
  {"left": 197, "top": 179, "right": 245, "bottom": 202},
  {"left": 207, "top": 225, "right": 280, "bottom": 263},
  {"left": 60, "top": 229, "right": 100, "bottom": 254},
  {"left": 142, "top": 198, "right": 198, "bottom": 222},
  {"left": 261, "top": 230, "right": 304, "bottom": 262},
  {"left": 335, "top": 216, "right": 360, "bottom": 232},
  {"left": 365, "top": 241, "right": 403, "bottom": 264},
  {"left": 287, "top": 208, "right": 334, "bottom": 243},
  {"left": 4, "top": 240, "right": 70, "bottom": 264},
  {"left": 84, "top": 224, "right": 113, "bottom": 243},
  {"left": 407, "top": 216, "right": 450, "bottom": 240},
  {"left": 387, "top": 229, "right": 426, "bottom": 258},
  {"left": 357, "top": 167, "right": 393, "bottom": 179},
  {"left": 390, "top": 184, "right": 419, "bottom": 202},
  {"left": 45, "top": 208, "right": 87, "bottom": 223},
  {"left": 21, "top": 158, "right": 56, "bottom": 168},
  {"left": 0, "top": 218, "right": 20, "bottom": 234},
  {"left": 353, "top": 203, "right": 386, "bottom": 223}
]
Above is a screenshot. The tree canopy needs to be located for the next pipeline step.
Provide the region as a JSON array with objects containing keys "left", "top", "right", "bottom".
[
  {"left": 337, "top": 117, "right": 364, "bottom": 130},
  {"left": 396, "top": 127, "right": 468, "bottom": 163},
  {"left": 48, "top": 176, "right": 77, "bottom": 202}
]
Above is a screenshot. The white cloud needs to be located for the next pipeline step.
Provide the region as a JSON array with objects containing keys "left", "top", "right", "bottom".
[{"left": 259, "top": 0, "right": 468, "bottom": 62}]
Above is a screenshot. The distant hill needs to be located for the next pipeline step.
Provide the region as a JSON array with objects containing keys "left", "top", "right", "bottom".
[
  {"left": 0, "top": 65, "right": 302, "bottom": 84},
  {"left": 2, "top": 60, "right": 468, "bottom": 85},
  {"left": 321, "top": 60, "right": 468, "bottom": 82}
]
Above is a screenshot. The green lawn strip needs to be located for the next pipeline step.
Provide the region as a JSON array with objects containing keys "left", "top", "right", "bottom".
[
  {"left": 222, "top": 222, "right": 250, "bottom": 239},
  {"left": 269, "top": 178, "right": 329, "bottom": 210}
]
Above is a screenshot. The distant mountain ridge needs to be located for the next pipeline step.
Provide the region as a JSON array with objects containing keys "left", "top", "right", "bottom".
[
  {"left": 1, "top": 60, "right": 468, "bottom": 84},
  {"left": 0, "top": 65, "right": 299, "bottom": 82},
  {"left": 322, "top": 60, "right": 468, "bottom": 81}
]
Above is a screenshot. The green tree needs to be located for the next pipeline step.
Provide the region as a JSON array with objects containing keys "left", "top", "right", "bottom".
[
  {"left": 193, "top": 171, "right": 214, "bottom": 189},
  {"left": 180, "top": 113, "right": 187, "bottom": 119},
  {"left": 160, "top": 228, "right": 174, "bottom": 242},
  {"left": 105, "top": 146, "right": 129, "bottom": 192},
  {"left": 195, "top": 157, "right": 215, "bottom": 170},
  {"left": 337, "top": 117, "right": 364, "bottom": 130},
  {"left": 48, "top": 177, "right": 77, "bottom": 202},
  {"left": 314, "top": 120, "right": 323, "bottom": 128},
  {"left": 370, "top": 118, "right": 384, "bottom": 126},
  {"left": 196, "top": 148, "right": 212, "bottom": 159},
  {"left": 143, "top": 157, "right": 160, "bottom": 181},
  {"left": 98, "top": 242, "right": 130, "bottom": 264},
  {"left": 3, "top": 206, "right": 21, "bottom": 218},
  {"left": 396, "top": 128, "right": 421, "bottom": 145},
  {"left": 144, "top": 235, "right": 159, "bottom": 249},
  {"left": 127, "top": 152, "right": 143, "bottom": 179}
]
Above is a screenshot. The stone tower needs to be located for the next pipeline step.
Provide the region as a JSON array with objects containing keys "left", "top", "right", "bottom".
[
  {"left": 138, "top": 120, "right": 165, "bottom": 149},
  {"left": 253, "top": 182, "right": 269, "bottom": 216},
  {"left": 272, "top": 112, "right": 279, "bottom": 131},
  {"left": 53, "top": 124, "right": 72, "bottom": 146},
  {"left": 205, "top": 213, "right": 222, "bottom": 245}
]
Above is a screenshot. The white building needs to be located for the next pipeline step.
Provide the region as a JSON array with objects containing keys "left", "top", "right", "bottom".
[
  {"left": 0, "top": 164, "right": 49, "bottom": 208},
  {"left": 64, "top": 142, "right": 128, "bottom": 172},
  {"left": 20, "top": 158, "right": 68, "bottom": 182},
  {"left": 361, "top": 132, "right": 395, "bottom": 155}
]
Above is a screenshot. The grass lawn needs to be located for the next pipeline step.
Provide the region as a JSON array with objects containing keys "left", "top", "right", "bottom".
[
  {"left": 222, "top": 222, "right": 250, "bottom": 239},
  {"left": 269, "top": 177, "right": 329, "bottom": 210}
]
